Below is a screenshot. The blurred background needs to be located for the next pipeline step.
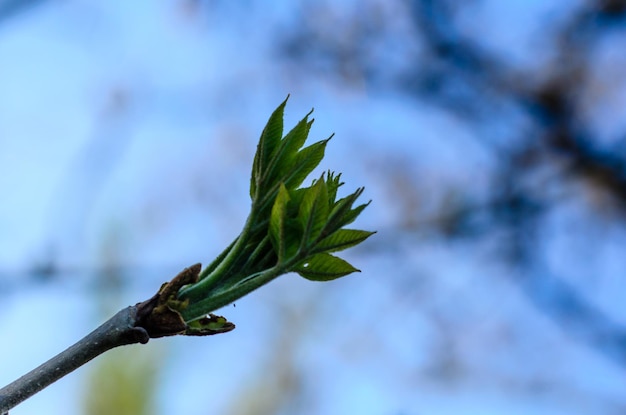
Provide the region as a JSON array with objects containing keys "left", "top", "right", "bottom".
[{"left": 1, "top": 0, "right": 626, "bottom": 414}]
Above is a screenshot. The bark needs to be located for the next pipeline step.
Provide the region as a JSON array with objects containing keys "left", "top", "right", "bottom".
[{"left": 0, "top": 306, "right": 149, "bottom": 414}]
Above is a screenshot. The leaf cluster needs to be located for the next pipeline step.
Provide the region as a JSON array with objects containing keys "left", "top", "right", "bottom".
[
  {"left": 270, "top": 173, "right": 372, "bottom": 280},
  {"left": 176, "top": 97, "right": 374, "bottom": 322}
]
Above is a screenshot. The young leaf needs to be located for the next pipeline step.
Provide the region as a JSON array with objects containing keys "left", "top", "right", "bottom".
[
  {"left": 340, "top": 200, "right": 372, "bottom": 228},
  {"left": 185, "top": 314, "right": 235, "bottom": 335},
  {"left": 282, "top": 137, "right": 330, "bottom": 190},
  {"left": 295, "top": 253, "right": 360, "bottom": 281},
  {"left": 262, "top": 115, "right": 312, "bottom": 191},
  {"left": 298, "top": 177, "right": 329, "bottom": 246},
  {"left": 314, "top": 229, "right": 375, "bottom": 253},
  {"left": 177, "top": 98, "right": 374, "bottom": 324},
  {"left": 326, "top": 171, "right": 344, "bottom": 204},
  {"left": 269, "top": 183, "right": 290, "bottom": 261},
  {"left": 251, "top": 97, "right": 288, "bottom": 198},
  {"left": 323, "top": 188, "right": 364, "bottom": 235},
  {"left": 277, "top": 111, "right": 313, "bottom": 164}
]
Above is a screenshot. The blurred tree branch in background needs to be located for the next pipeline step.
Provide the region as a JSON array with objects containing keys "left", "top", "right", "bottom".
[
  {"left": 280, "top": 0, "right": 626, "bottom": 366},
  {"left": 0, "top": 0, "right": 48, "bottom": 25}
]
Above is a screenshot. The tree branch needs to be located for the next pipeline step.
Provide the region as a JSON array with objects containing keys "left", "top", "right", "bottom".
[
  {"left": 0, "top": 100, "right": 371, "bottom": 413},
  {"left": 0, "top": 263, "right": 236, "bottom": 414},
  {"left": 0, "top": 306, "right": 149, "bottom": 415}
]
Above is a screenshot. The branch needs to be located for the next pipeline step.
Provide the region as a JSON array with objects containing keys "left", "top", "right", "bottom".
[
  {"left": 0, "top": 99, "right": 373, "bottom": 413},
  {"left": 0, "top": 264, "right": 235, "bottom": 415},
  {"left": 0, "top": 306, "right": 147, "bottom": 415}
]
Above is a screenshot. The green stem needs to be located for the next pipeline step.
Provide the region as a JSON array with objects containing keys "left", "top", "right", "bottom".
[
  {"left": 197, "top": 237, "right": 238, "bottom": 281},
  {"left": 179, "top": 248, "right": 308, "bottom": 322},
  {"left": 179, "top": 211, "right": 257, "bottom": 302},
  {"left": 239, "top": 235, "right": 271, "bottom": 271},
  {"left": 180, "top": 266, "right": 284, "bottom": 321}
]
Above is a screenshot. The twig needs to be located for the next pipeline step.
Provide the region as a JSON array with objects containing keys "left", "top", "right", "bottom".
[{"left": 0, "top": 306, "right": 149, "bottom": 414}]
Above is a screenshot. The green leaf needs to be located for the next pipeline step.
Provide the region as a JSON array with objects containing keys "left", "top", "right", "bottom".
[
  {"left": 283, "top": 137, "right": 330, "bottom": 190},
  {"left": 185, "top": 314, "right": 235, "bottom": 336},
  {"left": 314, "top": 229, "right": 375, "bottom": 253},
  {"left": 177, "top": 98, "right": 375, "bottom": 323},
  {"left": 283, "top": 218, "right": 303, "bottom": 260},
  {"left": 295, "top": 253, "right": 360, "bottom": 281},
  {"left": 251, "top": 97, "right": 288, "bottom": 198},
  {"left": 340, "top": 200, "right": 371, "bottom": 228},
  {"left": 298, "top": 176, "right": 329, "bottom": 246},
  {"left": 286, "top": 187, "right": 307, "bottom": 216},
  {"left": 269, "top": 183, "right": 290, "bottom": 261},
  {"left": 263, "top": 115, "right": 313, "bottom": 191},
  {"left": 279, "top": 111, "right": 314, "bottom": 163},
  {"left": 323, "top": 187, "right": 365, "bottom": 235},
  {"left": 326, "top": 171, "right": 344, "bottom": 204}
]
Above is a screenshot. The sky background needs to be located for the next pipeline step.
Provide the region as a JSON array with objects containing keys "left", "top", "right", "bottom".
[{"left": 1, "top": 1, "right": 626, "bottom": 414}]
